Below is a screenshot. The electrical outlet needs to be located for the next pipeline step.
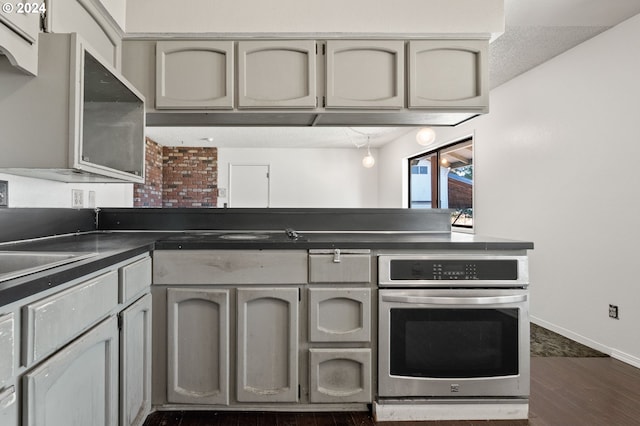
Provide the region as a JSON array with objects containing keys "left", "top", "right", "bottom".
[
  {"left": 72, "top": 189, "right": 84, "bottom": 208},
  {"left": 609, "top": 304, "right": 619, "bottom": 320},
  {"left": 218, "top": 187, "right": 227, "bottom": 198},
  {"left": 0, "top": 180, "right": 7, "bottom": 208}
]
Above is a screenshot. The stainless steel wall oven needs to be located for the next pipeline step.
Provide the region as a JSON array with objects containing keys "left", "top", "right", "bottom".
[{"left": 378, "top": 254, "right": 529, "bottom": 400}]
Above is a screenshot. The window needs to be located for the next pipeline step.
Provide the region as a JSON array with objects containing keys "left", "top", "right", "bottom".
[{"left": 408, "top": 138, "right": 473, "bottom": 229}]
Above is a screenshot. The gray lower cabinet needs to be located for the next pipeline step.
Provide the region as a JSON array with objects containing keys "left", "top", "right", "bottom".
[
  {"left": 237, "top": 40, "right": 317, "bottom": 108},
  {"left": 309, "top": 348, "right": 372, "bottom": 403},
  {"left": 166, "top": 288, "right": 229, "bottom": 405},
  {"left": 325, "top": 40, "right": 405, "bottom": 109},
  {"left": 237, "top": 288, "right": 299, "bottom": 402},
  {"left": 156, "top": 41, "right": 234, "bottom": 109},
  {"left": 23, "top": 316, "right": 119, "bottom": 426},
  {"left": 308, "top": 288, "right": 371, "bottom": 342},
  {"left": 408, "top": 39, "right": 488, "bottom": 110},
  {"left": 0, "top": 311, "right": 16, "bottom": 426},
  {"left": 120, "top": 294, "right": 152, "bottom": 426}
]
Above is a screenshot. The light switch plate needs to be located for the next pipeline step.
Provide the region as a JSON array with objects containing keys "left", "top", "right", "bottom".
[{"left": 0, "top": 180, "right": 7, "bottom": 208}]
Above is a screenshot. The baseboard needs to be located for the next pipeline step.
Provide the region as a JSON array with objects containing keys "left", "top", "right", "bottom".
[
  {"left": 531, "top": 316, "right": 640, "bottom": 369},
  {"left": 373, "top": 400, "right": 529, "bottom": 421}
]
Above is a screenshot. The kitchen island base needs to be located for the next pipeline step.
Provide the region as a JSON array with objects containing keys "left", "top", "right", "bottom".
[{"left": 373, "top": 399, "right": 529, "bottom": 422}]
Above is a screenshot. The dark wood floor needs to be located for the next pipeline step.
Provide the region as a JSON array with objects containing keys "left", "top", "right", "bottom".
[{"left": 144, "top": 357, "right": 640, "bottom": 425}]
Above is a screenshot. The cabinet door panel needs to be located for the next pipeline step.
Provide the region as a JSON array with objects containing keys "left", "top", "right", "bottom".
[
  {"left": 23, "top": 317, "right": 119, "bottom": 426},
  {"left": 326, "top": 40, "right": 404, "bottom": 109},
  {"left": 238, "top": 40, "right": 316, "bottom": 108},
  {"left": 0, "top": 312, "right": 14, "bottom": 387},
  {"left": 156, "top": 41, "right": 234, "bottom": 109},
  {"left": 408, "top": 40, "right": 488, "bottom": 109},
  {"left": 167, "top": 288, "right": 229, "bottom": 405},
  {"left": 120, "top": 294, "right": 152, "bottom": 426},
  {"left": 309, "top": 349, "right": 372, "bottom": 403},
  {"left": 309, "top": 288, "right": 371, "bottom": 342},
  {"left": 237, "top": 288, "right": 298, "bottom": 402}
]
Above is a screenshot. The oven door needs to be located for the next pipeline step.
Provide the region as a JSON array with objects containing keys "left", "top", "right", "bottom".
[{"left": 378, "top": 289, "right": 529, "bottom": 399}]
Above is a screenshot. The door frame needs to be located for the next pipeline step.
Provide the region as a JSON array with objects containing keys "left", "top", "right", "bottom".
[{"left": 228, "top": 163, "right": 271, "bottom": 208}]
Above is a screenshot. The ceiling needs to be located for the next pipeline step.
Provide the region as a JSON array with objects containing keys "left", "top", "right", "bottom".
[{"left": 146, "top": 0, "right": 640, "bottom": 149}]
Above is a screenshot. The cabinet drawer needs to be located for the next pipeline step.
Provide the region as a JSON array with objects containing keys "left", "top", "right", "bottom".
[
  {"left": 23, "top": 271, "right": 118, "bottom": 365},
  {"left": 0, "top": 385, "right": 17, "bottom": 425},
  {"left": 309, "top": 288, "right": 371, "bottom": 342},
  {"left": 309, "top": 250, "right": 371, "bottom": 283},
  {"left": 0, "top": 313, "right": 14, "bottom": 387},
  {"left": 309, "top": 348, "right": 372, "bottom": 403},
  {"left": 119, "top": 256, "right": 152, "bottom": 304}
]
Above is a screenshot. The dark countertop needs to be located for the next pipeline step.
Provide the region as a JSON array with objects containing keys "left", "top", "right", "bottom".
[{"left": 0, "top": 230, "right": 533, "bottom": 308}]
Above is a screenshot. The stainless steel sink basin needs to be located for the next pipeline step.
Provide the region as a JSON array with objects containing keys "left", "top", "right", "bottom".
[{"left": 0, "top": 251, "right": 98, "bottom": 282}]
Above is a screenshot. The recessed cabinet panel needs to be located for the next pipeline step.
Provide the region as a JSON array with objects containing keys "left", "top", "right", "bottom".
[
  {"left": 309, "top": 288, "right": 371, "bottom": 342},
  {"left": 237, "top": 288, "right": 298, "bottom": 402},
  {"left": 238, "top": 40, "right": 316, "bottom": 108},
  {"left": 120, "top": 294, "right": 152, "bottom": 426},
  {"left": 408, "top": 40, "right": 488, "bottom": 109},
  {"left": 326, "top": 40, "right": 404, "bottom": 109},
  {"left": 23, "top": 317, "right": 119, "bottom": 426},
  {"left": 0, "top": 1, "right": 39, "bottom": 74},
  {"left": 167, "top": 288, "right": 229, "bottom": 405},
  {"left": 0, "top": 313, "right": 14, "bottom": 387},
  {"left": 156, "top": 41, "right": 234, "bottom": 109},
  {"left": 309, "top": 349, "right": 371, "bottom": 403}
]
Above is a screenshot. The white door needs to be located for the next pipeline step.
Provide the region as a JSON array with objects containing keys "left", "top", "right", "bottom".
[{"left": 229, "top": 164, "right": 270, "bottom": 207}]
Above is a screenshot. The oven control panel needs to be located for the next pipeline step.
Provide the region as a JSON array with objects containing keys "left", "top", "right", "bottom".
[{"left": 389, "top": 259, "right": 518, "bottom": 281}]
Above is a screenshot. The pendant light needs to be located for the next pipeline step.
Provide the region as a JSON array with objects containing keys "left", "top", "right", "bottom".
[
  {"left": 362, "top": 136, "right": 375, "bottom": 168},
  {"left": 416, "top": 127, "right": 436, "bottom": 146}
]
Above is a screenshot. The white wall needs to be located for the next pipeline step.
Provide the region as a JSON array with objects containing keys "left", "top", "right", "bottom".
[
  {"left": 0, "top": 173, "right": 133, "bottom": 208},
  {"left": 98, "top": 0, "right": 126, "bottom": 30},
  {"left": 379, "top": 13, "right": 640, "bottom": 366},
  {"left": 218, "top": 147, "right": 378, "bottom": 208}
]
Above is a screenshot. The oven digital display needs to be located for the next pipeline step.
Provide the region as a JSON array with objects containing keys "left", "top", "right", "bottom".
[{"left": 389, "top": 259, "right": 518, "bottom": 281}]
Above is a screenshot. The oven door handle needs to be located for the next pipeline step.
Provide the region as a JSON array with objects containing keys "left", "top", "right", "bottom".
[{"left": 381, "top": 294, "right": 527, "bottom": 305}]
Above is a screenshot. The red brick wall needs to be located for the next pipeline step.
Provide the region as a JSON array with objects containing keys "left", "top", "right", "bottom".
[
  {"left": 447, "top": 176, "right": 472, "bottom": 210},
  {"left": 162, "top": 147, "right": 218, "bottom": 208},
  {"left": 133, "top": 138, "right": 163, "bottom": 207}
]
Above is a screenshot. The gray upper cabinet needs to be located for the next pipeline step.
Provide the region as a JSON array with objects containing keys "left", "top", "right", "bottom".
[
  {"left": 237, "top": 40, "right": 316, "bottom": 108},
  {"left": 23, "top": 317, "right": 119, "bottom": 426},
  {"left": 167, "top": 288, "right": 230, "bottom": 405},
  {"left": 408, "top": 39, "right": 488, "bottom": 110},
  {"left": 0, "top": 1, "right": 40, "bottom": 75},
  {"left": 325, "top": 40, "right": 404, "bottom": 109},
  {"left": 156, "top": 41, "right": 234, "bottom": 109},
  {"left": 237, "top": 288, "right": 299, "bottom": 403}
]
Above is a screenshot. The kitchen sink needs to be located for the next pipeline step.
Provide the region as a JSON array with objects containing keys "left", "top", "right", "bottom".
[{"left": 0, "top": 251, "right": 98, "bottom": 283}]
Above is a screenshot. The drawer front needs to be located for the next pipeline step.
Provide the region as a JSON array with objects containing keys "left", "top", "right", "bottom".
[
  {"left": 0, "top": 313, "right": 14, "bottom": 387},
  {"left": 154, "top": 250, "right": 308, "bottom": 285},
  {"left": 23, "top": 271, "right": 118, "bottom": 365},
  {"left": 309, "top": 348, "right": 372, "bottom": 403},
  {"left": 309, "top": 288, "right": 371, "bottom": 342},
  {"left": 0, "top": 385, "right": 17, "bottom": 426},
  {"left": 309, "top": 253, "right": 371, "bottom": 283},
  {"left": 119, "top": 256, "right": 152, "bottom": 304}
]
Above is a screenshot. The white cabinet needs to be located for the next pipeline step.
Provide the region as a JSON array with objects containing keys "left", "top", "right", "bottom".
[
  {"left": 156, "top": 41, "right": 234, "bottom": 109},
  {"left": 23, "top": 316, "right": 119, "bottom": 426},
  {"left": 325, "top": 40, "right": 404, "bottom": 109},
  {"left": 408, "top": 39, "right": 488, "bottom": 110},
  {"left": 0, "top": 1, "right": 40, "bottom": 75},
  {"left": 237, "top": 288, "right": 299, "bottom": 403},
  {"left": 166, "top": 288, "right": 229, "bottom": 405},
  {"left": 238, "top": 40, "right": 316, "bottom": 108},
  {"left": 0, "top": 32, "right": 145, "bottom": 183},
  {"left": 120, "top": 294, "right": 152, "bottom": 426}
]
